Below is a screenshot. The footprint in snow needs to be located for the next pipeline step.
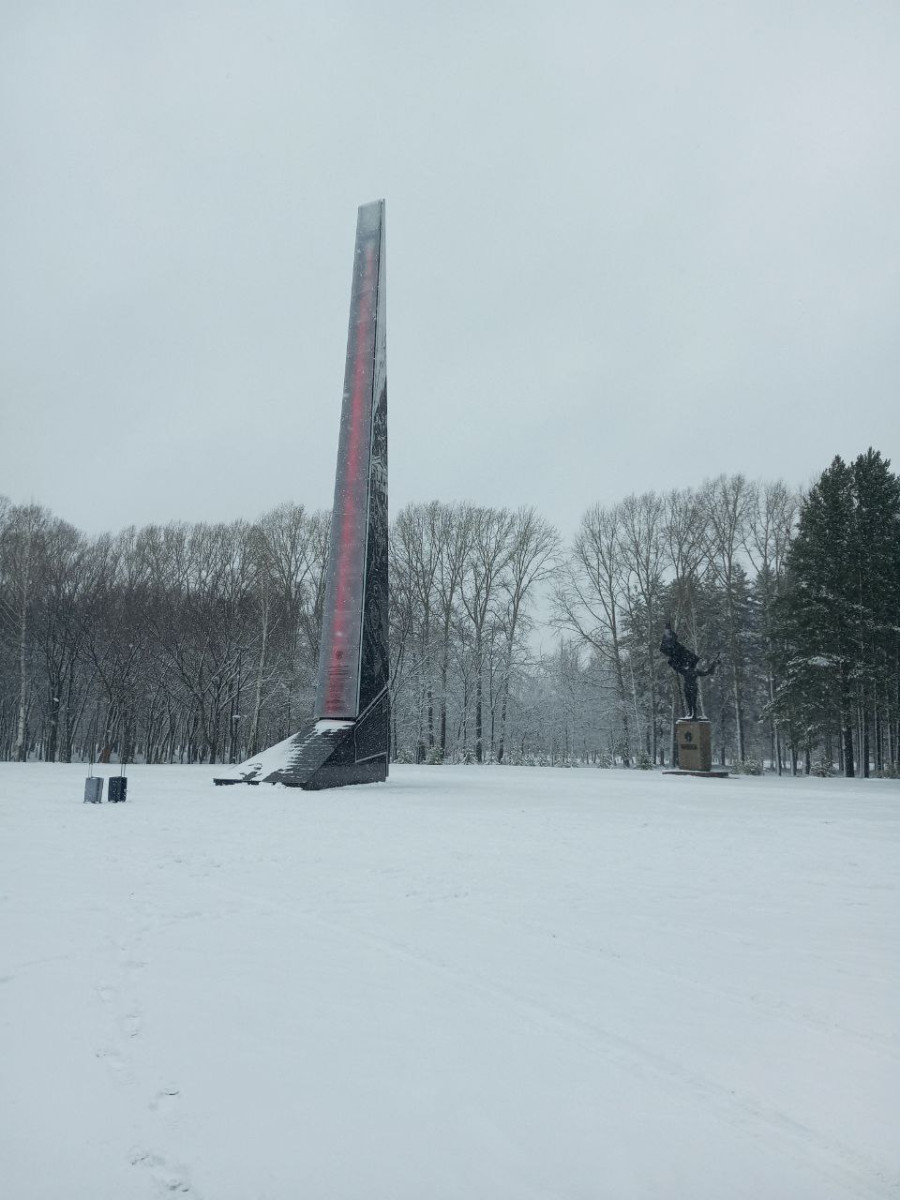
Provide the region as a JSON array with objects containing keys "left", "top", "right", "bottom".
[
  {"left": 130, "top": 1149, "right": 194, "bottom": 1195},
  {"left": 122, "top": 1011, "right": 142, "bottom": 1039},
  {"left": 149, "top": 1085, "right": 181, "bottom": 1112},
  {"left": 95, "top": 1046, "right": 130, "bottom": 1082}
]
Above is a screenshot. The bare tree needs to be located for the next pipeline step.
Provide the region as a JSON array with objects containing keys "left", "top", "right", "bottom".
[
  {"left": 496, "top": 507, "right": 561, "bottom": 762},
  {"left": 746, "top": 481, "right": 799, "bottom": 772},
  {"left": 459, "top": 506, "right": 514, "bottom": 762},
  {"left": 251, "top": 504, "right": 328, "bottom": 754},
  {"left": 663, "top": 486, "right": 707, "bottom": 634},
  {"left": 701, "top": 475, "right": 757, "bottom": 762},
  {"left": 433, "top": 503, "right": 473, "bottom": 759},
  {"left": 555, "top": 503, "right": 632, "bottom": 764},
  {"left": 393, "top": 502, "right": 443, "bottom": 757},
  {"left": 0, "top": 504, "right": 49, "bottom": 759},
  {"left": 618, "top": 491, "right": 666, "bottom": 761}
]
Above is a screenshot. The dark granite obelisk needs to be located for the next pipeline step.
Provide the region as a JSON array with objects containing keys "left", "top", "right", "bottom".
[{"left": 215, "top": 201, "right": 388, "bottom": 788}]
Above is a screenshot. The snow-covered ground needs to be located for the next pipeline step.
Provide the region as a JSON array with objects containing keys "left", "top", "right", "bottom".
[{"left": 1, "top": 764, "right": 898, "bottom": 1200}]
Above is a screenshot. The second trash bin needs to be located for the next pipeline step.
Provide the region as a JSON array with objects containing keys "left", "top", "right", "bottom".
[{"left": 108, "top": 776, "right": 127, "bottom": 803}]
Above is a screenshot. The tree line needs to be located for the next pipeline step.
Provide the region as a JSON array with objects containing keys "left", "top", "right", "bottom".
[{"left": 2, "top": 449, "right": 898, "bottom": 775}]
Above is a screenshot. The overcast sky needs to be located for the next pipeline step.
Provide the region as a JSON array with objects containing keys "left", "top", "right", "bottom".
[{"left": 2, "top": 1, "right": 898, "bottom": 539}]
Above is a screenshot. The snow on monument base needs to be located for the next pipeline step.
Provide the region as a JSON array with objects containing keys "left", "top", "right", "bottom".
[{"left": 214, "top": 692, "right": 389, "bottom": 789}]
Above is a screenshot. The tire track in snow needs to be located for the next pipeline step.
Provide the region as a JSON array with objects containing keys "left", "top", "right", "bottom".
[
  {"left": 320, "top": 913, "right": 900, "bottom": 1200},
  {"left": 188, "top": 873, "right": 898, "bottom": 1200},
  {"left": 469, "top": 905, "right": 900, "bottom": 1063},
  {"left": 89, "top": 841, "right": 899, "bottom": 1200}
]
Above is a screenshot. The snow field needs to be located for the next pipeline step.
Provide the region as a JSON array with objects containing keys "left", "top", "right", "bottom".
[{"left": 1, "top": 764, "right": 898, "bottom": 1199}]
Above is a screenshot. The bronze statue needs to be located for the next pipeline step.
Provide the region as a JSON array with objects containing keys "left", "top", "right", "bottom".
[{"left": 660, "top": 620, "right": 719, "bottom": 719}]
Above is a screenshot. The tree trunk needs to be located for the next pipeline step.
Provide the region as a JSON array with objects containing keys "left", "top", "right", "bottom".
[
  {"left": 46, "top": 680, "right": 61, "bottom": 762},
  {"left": 249, "top": 601, "right": 269, "bottom": 757},
  {"left": 15, "top": 601, "right": 29, "bottom": 761},
  {"left": 612, "top": 647, "right": 631, "bottom": 766},
  {"left": 496, "top": 631, "right": 516, "bottom": 764},
  {"left": 438, "top": 616, "right": 452, "bottom": 758},
  {"left": 474, "top": 633, "right": 484, "bottom": 764},
  {"left": 647, "top": 642, "right": 657, "bottom": 763},
  {"left": 732, "top": 667, "right": 745, "bottom": 762},
  {"left": 841, "top": 664, "right": 855, "bottom": 777},
  {"left": 842, "top": 723, "right": 855, "bottom": 778}
]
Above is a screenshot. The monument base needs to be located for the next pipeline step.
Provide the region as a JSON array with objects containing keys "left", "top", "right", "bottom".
[
  {"left": 663, "top": 769, "right": 730, "bottom": 779},
  {"left": 213, "top": 690, "right": 389, "bottom": 789},
  {"left": 675, "top": 718, "right": 712, "bottom": 773}
]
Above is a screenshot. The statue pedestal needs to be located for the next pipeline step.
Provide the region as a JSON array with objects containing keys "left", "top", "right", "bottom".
[{"left": 675, "top": 719, "right": 712, "bottom": 773}]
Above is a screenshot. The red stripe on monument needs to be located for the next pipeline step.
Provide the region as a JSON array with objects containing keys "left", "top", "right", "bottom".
[{"left": 325, "top": 243, "right": 376, "bottom": 714}]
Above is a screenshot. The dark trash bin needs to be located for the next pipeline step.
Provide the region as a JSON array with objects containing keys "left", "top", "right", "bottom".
[{"left": 108, "top": 777, "right": 128, "bottom": 803}]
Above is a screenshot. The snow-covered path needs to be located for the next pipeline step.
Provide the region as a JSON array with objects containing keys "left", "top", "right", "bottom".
[{"left": 1, "top": 764, "right": 898, "bottom": 1199}]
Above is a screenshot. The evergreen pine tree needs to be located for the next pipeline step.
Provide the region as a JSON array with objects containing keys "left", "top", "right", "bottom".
[
  {"left": 850, "top": 450, "right": 900, "bottom": 773},
  {"left": 774, "top": 457, "right": 857, "bottom": 774},
  {"left": 773, "top": 451, "right": 900, "bottom": 776}
]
